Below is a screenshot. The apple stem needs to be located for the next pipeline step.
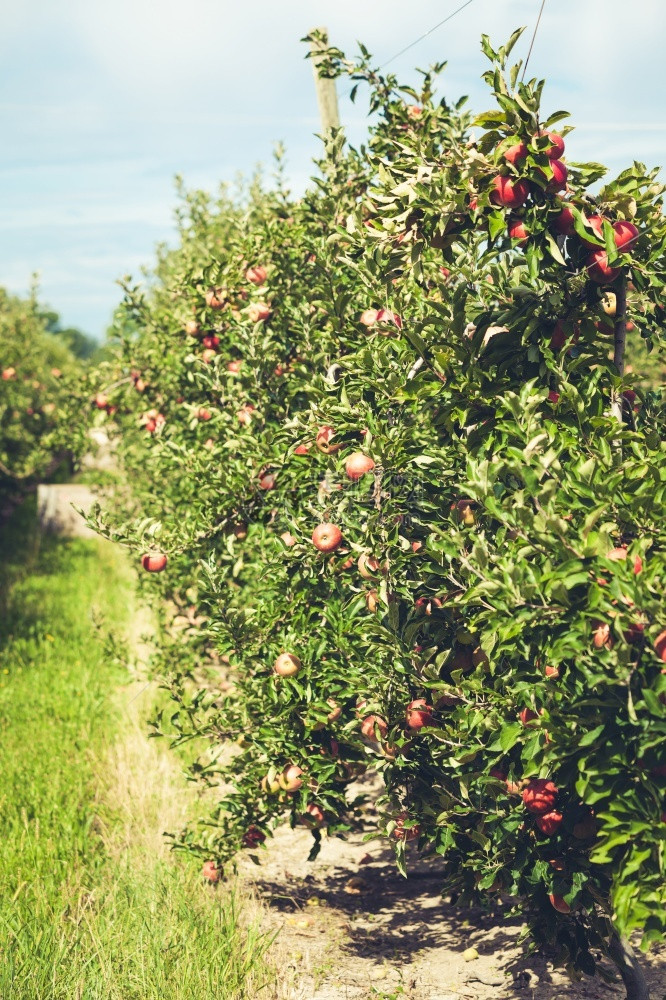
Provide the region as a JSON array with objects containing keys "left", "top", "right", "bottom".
[{"left": 607, "top": 927, "right": 650, "bottom": 1000}]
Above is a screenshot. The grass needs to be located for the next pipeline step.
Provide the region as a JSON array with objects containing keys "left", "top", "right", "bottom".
[{"left": 0, "top": 500, "right": 274, "bottom": 999}]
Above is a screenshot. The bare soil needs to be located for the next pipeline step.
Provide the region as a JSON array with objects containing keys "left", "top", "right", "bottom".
[{"left": 239, "top": 778, "right": 666, "bottom": 1000}]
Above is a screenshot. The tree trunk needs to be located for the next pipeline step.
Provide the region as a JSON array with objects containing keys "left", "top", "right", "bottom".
[{"left": 608, "top": 930, "right": 650, "bottom": 1000}]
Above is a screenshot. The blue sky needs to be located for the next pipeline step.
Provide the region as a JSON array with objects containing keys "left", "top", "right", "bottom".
[{"left": 1, "top": 1, "right": 665, "bottom": 340}]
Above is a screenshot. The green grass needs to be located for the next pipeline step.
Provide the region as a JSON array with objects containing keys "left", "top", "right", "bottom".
[{"left": 0, "top": 503, "right": 274, "bottom": 999}]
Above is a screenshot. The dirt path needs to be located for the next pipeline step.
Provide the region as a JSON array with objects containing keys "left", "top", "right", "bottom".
[
  {"left": 111, "top": 604, "right": 665, "bottom": 1000},
  {"left": 237, "top": 778, "right": 666, "bottom": 1000}
]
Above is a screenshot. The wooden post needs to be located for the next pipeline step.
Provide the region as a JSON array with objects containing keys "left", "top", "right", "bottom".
[{"left": 309, "top": 27, "right": 340, "bottom": 133}]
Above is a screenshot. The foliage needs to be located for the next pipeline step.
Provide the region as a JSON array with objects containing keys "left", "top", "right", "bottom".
[
  {"left": 0, "top": 287, "right": 91, "bottom": 508},
  {"left": 92, "top": 30, "right": 666, "bottom": 992}
]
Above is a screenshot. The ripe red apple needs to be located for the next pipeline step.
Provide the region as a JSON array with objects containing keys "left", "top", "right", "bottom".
[
  {"left": 2, "top": 366, "right": 17, "bottom": 380},
  {"left": 95, "top": 392, "right": 109, "bottom": 409},
  {"left": 545, "top": 665, "right": 560, "bottom": 678},
  {"left": 184, "top": 320, "right": 201, "bottom": 337},
  {"left": 508, "top": 218, "right": 529, "bottom": 244},
  {"left": 202, "top": 349, "right": 216, "bottom": 364},
  {"left": 613, "top": 220, "right": 639, "bottom": 253},
  {"left": 522, "top": 778, "right": 558, "bottom": 815},
  {"left": 316, "top": 425, "right": 341, "bottom": 454},
  {"left": 592, "top": 621, "right": 613, "bottom": 649},
  {"left": 141, "top": 552, "right": 167, "bottom": 573},
  {"left": 360, "top": 308, "right": 379, "bottom": 327},
  {"left": 489, "top": 765, "right": 508, "bottom": 782},
  {"left": 415, "top": 596, "right": 444, "bottom": 616},
  {"left": 202, "top": 860, "right": 221, "bottom": 883},
  {"left": 407, "top": 104, "right": 422, "bottom": 119},
  {"left": 197, "top": 408, "right": 212, "bottom": 422},
  {"left": 553, "top": 204, "right": 575, "bottom": 236},
  {"left": 258, "top": 472, "right": 276, "bottom": 490},
  {"left": 226, "top": 359, "right": 243, "bottom": 373},
  {"left": 246, "top": 265, "right": 267, "bottom": 285},
  {"left": 543, "top": 159, "right": 567, "bottom": 192},
  {"left": 440, "top": 266, "right": 451, "bottom": 279},
  {"left": 376, "top": 308, "right": 402, "bottom": 329},
  {"left": 302, "top": 803, "right": 326, "bottom": 827},
  {"left": 279, "top": 764, "right": 304, "bottom": 792},
  {"left": 405, "top": 699, "right": 434, "bottom": 730},
  {"left": 520, "top": 707, "right": 539, "bottom": 727},
  {"left": 535, "top": 130, "right": 565, "bottom": 159},
  {"left": 280, "top": 531, "right": 297, "bottom": 547},
  {"left": 536, "top": 810, "right": 563, "bottom": 835},
  {"left": 580, "top": 214, "right": 605, "bottom": 249},
  {"left": 392, "top": 812, "right": 420, "bottom": 842},
  {"left": 205, "top": 287, "right": 226, "bottom": 310},
  {"left": 490, "top": 175, "right": 530, "bottom": 209},
  {"left": 312, "top": 523, "right": 343, "bottom": 552},
  {"left": 345, "top": 452, "right": 375, "bottom": 480},
  {"left": 241, "top": 825, "right": 266, "bottom": 848},
  {"left": 360, "top": 714, "right": 388, "bottom": 739},
  {"left": 202, "top": 334, "right": 219, "bottom": 350},
  {"left": 586, "top": 250, "right": 620, "bottom": 284},
  {"left": 547, "top": 390, "right": 560, "bottom": 405},
  {"left": 294, "top": 443, "right": 310, "bottom": 456},
  {"left": 145, "top": 419, "right": 157, "bottom": 433},
  {"left": 273, "top": 652, "right": 301, "bottom": 677},
  {"left": 607, "top": 546, "right": 642, "bottom": 574},
  {"left": 504, "top": 141, "right": 528, "bottom": 165},
  {"left": 248, "top": 302, "right": 271, "bottom": 322},
  {"left": 549, "top": 893, "right": 571, "bottom": 914}
]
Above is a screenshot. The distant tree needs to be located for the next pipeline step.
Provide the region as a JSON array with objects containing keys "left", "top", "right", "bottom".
[{"left": 37, "top": 308, "right": 98, "bottom": 360}]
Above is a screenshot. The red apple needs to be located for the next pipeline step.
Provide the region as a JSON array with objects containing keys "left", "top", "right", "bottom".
[
  {"left": 95, "top": 393, "right": 109, "bottom": 410},
  {"left": 540, "top": 159, "right": 567, "bottom": 192},
  {"left": 520, "top": 707, "right": 539, "bottom": 727},
  {"left": 312, "top": 523, "right": 343, "bottom": 552},
  {"left": 549, "top": 893, "right": 571, "bottom": 914},
  {"left": 185, "top": 320, "right": 201, "bottom": 337},
  {"left": 580, "top": 214, "right": 605, "bottom": 249},
  {"left": 345, "top": 452, "right": 375, "bottom": 480},
  {"left": 237, "top": 404, "right": 255, "bottom": 426},
  {"left": 536, "top": 130, "right": 565, "bottom": 159},
  {"left": 504, "top": 141, "right": 528, "bottom": 165},
  {"left": 358, "top": 553, "right": 381, "bottom": 579},
  {"left": 522, "top": 778, "right": 558, "bottom": 815},
  {"left": 376, "top": 308, "right": 403, "bottom": 329},
  {"left": 197, "top": 408, "right": 212, "bottom": 421},
  {"left": 246, "top": 265, "right": 267, "bottom": 285},
  {"left": 258, "top": 472, "right": 276, "bottom": 490},
  {"left": 226, "top": 359, "right": 243, "bottom": 373},
  {"left": 202, "top": 334, "right": 219, "bottom": 350},
  {"left": 280, "top": 531, "right": 297, "bottom": 547},
  {"left": 302, "top": 803, "right": 325, "bottom": 827},
  {"left": 536, "top": 810, "right": 563, "bottom": 835},
  {"left": 294, "top": 443, "right": 310, "bottom": 456},
  {"left": 205, "top": 287, "right": 226, "bottom": 310},
  {"left": 586, "top": 250, "right": 620, "bottom": 284},
  {"left": 202, "top": 860, "right": 221, "bottom": 883},
  {"left": 545, "top": 665, "right": 560, "bottom": 678},
  {"left": 490, "top": 175, "right": 530, "bottom": 209},
  {"left": 592, "top": 621, "right": 613, "bottom": 649},
  {"left": 360, "top": 714, "right": 388, "bottom": 739},
  {"left": 405, "top": 699, "right": 434, "bottom": 730},
  {"left": 553, "top": 204, "right": 576, "bottom": 236},
  {"left": 279, "top": 765, "right": 303, "bottom": 792},
  {"left": 141, "top": 552, "right": 167, "bottom": 573},
  {"left": 613, "top": 220, "right": 639, "bottom": 253},
  {"left": 392, "top": 812, "right": 420, "bottom": 842},
  {"left": 508, "top": 218, "right": 529, "bottom": 244},
  {"left": 273, "top": 652, "right": 301, "bottom": 677},
  {"left": 547, "top": 390, "right": 560, "bottom": 405},
  {"left": 242, "top": 825, "right": 266, "bottom": 848},
  {"left": 248, "top": 302, "right": 271, "bottom": 322}
]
